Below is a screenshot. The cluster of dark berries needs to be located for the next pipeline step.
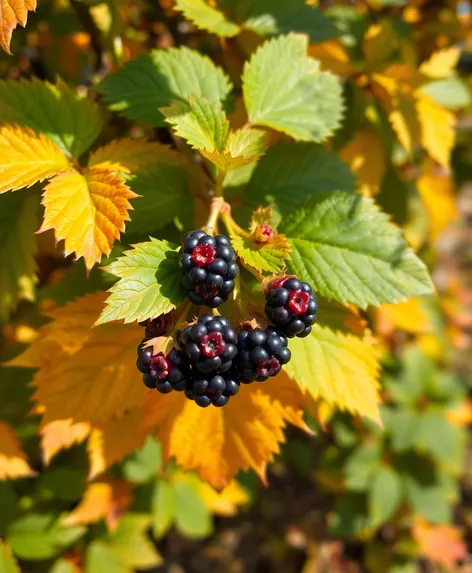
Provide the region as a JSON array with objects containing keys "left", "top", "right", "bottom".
[
  {"left": 180, "top": 231, "right": 239, "bottom": 308},
  {"left": 136, "top": 231, "right": 318, "bottom": 408}
]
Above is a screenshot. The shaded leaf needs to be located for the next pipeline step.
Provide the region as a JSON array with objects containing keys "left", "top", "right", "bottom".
[
  {"left": 0, "top": 420, "right": 34, "bottom": 479},
  {"left": 368, "top": 465, "right": 402, "bottom": 527}
]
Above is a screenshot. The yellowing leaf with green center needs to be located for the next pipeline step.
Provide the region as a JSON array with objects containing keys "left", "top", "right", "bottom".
[
  {"left": 39, "top": 167, "right": 138, "bottom": 270},
  {"left": 416, "top": 92, "right": 456, "bottom": 168},
  {"left": 0, "top": 420, "right": 35, "bottom": 479},
  {"left": 142, "top": 375, "right": 308, "bottom": 489},
  {"left": 88, "top": 138, "right": 183, "bottom": 173},
  {"left": 420, "top": 47, "right": 460, "bottom": 79},
  {"left": 242, "top": 34, "right": 343, "bottom": 142},
  {"left": 174, "top": 0, "right": 240, "bottom": 37},
  {"left": 0, "top": 125, "right": 70, "bottom": 193},
  {"left": 96, "top": 238, "right": 186, "bottom": 325},
  {"left": 0, "top": 0, "right": 36, "bottom": 54},
  {"left": 280, "top": 191, "right": 434, "bottom": 308},
  {"left": 285, "top": 325, "right": 381, "bottom": 423},
  {"left": 0, "top": 78, "right": 102, "bottom": 156}
]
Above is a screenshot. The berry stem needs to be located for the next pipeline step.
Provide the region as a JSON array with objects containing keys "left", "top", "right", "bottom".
[
  {"left": 214, "top": 170, "right": 225, "bottom": 197},
  {"left": 205, "top": 197, "right": 225, "bottom": 233},
  {"left": 220, "top": 210, "right": 251, "bottom": 240}
]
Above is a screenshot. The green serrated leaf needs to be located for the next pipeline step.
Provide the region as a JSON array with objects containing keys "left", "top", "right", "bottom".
[
  {"left": 280, "top": 192, "right": 434, "bottom": 308},
  {"left": 420, "top": 75, "right": 471, "bottom": 110},
  {"left": 345, "top": 444, "right": 381, "bottom": 491},
  {"left": 403, "top": 473, "right": 451, "bottom": 524},
  {"left": 0, "top": 541, "right": 20, "bottom": 573},
  {"left": 224, "top": 128, "right": 269, "bottom": 164},
  {"left": 98, "top": 47, "right": 232, "bottom": 126},
  {"left": 162, "top": 96, "right": 229, "bottom": 152},
  {"left": 124, "top": 437, "right": 163, "bottom": 484},
  {"left": 107, "top": 514, "right": 161, "bottom": 569},
  {"left": 96, "top": 238, "right": 186, "bottom": 325},
  {"left": 85, "top": 542, "right": 131, "bottom": 573},
  {"left": 388, "top": 410, "right": 419, "bottom": 452},
  {"left": 231, "top": 233, "right": 290, "bottom": 273},
  {"left": 416, "top": 409, "right": 465, "bottom": 467},
  {"left": 244, "top": 142, "right": 355, "bottom": 210},
  {"left": 152, "top": 479, "right": 176, "bottom": 538},
  {"left": 0, "top": 191, "right": 38, "bottom": 323},
  {"left": 368, "top": 465, "right": 402, "bottom": 527},
  {"left": 0, "top": 78, "right": 102, "bottom": 157},
  {"left": 174, "top": 0, "right": 241, "bottom": 37},
  {"left": 243, "top": 34, "right": 343, "bottom": 142},
  {"left": 173, "top": 479, "right": 212, "bottom": 538}
]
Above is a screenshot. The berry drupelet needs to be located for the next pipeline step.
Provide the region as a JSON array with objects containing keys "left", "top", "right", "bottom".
[
  {"left": 265, "top": 277, "right": 317, "bottom": 338},
  {"left": 235, "top": 327, "right": 291, "bottom": 383},
  {"left": 185, "top": 369, "right": 240, "bottom": 408},
  {"left": 137, "top": 341, "right": 191, "bottom": 393},
  {"left": 139, "top": 314, "right": 170, "bottom": 338},
  {"left": 179, "top": 314, "right": 238, "bottom": 374},
  {"left": 180, "top": 230, "right": 239, "bottom": 308}
]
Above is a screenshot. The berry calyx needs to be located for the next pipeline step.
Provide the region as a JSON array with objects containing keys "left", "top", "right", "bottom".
[
  {"left": 288, "top": 290, "right": 310, "bottom": 314},
  {"left": 255, "top": 224, "right": 275, "bottom": 243},
  {"left": 256, "top": 357, "right": 281, "bottom": 378},
  {"left": 149, "top": 354, "right": 169, "bottom": 379},
  {"left": 192, "top": 244, "right": 216, "bottom": 266},
  {"left": 200, "top": 332, "right": 225, "bottom": 358}
]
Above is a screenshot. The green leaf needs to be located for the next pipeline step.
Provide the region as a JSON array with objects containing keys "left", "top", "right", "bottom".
[
  {"left": 329, "top": 493, "right": 372, "bottom": 537},
  {"left": 98, "top": 47, "right": 232, "bottom": 126},
  {"left": 244, "top": 142, "right": 355, "bottom": 211},
  {"left": 0, "top": 483, "right": 18, "bottom": 535},
  {"left": 107, "top": 514, "right": 161, "bottom": 569},
  {"left": 152, "top": 479, "right": 176, "bottom": 538},
  {"left": 403, "top": 473, "right": 451, "bottom": 524},
  {"left": 224, "top": 128, "right": 269, "bottom": 165},
  {"left": 345, "top": 444, "right": 381, "bottom": 491},
  {"left": 162, "top": 96, "right": 229, "bottom": 152},
  {"left": 125, "top": 162, "right": 191, "bottom": 235},
  {"left": 173, "top": 479, "right": 212, "bottom": 538},
  {"left": 124, "top": 437, "right": 163, "bottom": 484},
  {"left": 96, "top": 238, "right": 186, "bottom": 325},
  {"left": 0, "top": 541, "right": 19, "bottom": 573},
  {"left": 0, "top": 191, "right": 38, "bottom": 323},
  {"left": 280, "top": 192, "right": 434, "bottom": 308},
  {"left": 7, "top": 514, "right": 85, "bottom": 560},
  {"left": 388, "top": 410, "right": 419, "bottom": 452},
  {"left": 49, "top": 558, "right": 80, "bottom": 573},
  {"left": 368, "top": 465, "right": 402, "bottom": 527},
  {"left": 85, "top": 542, "right": 131, "bottom": 573},
  {"left": 174, "top": 0, "right": 241, "bottom": 37},
  {"left": 420, "top": 76, "right": 471, "bottom": 110},
  {"left": 0, "top": 78, "right": 102, "bottom": 157},
  {"left": 416, "top": 409, "right": 465, "bottom": 467},
  {"left": 243, "top": 34, "right": 343, "bottom": 142},
  {"left": 38, "top": 467, "right": 86, "bottom": 502},
  {"left": 230, "top": 233, "right": 290, "bottom": 274}
]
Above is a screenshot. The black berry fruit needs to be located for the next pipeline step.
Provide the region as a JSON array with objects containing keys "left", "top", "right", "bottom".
[
  {"left": 137, "top": 341, "right": 191, "bottom": 393},
  {"left": 265, "top": 277, "right": 317, "bottom": 338},
  {"left": 235, "top": 327, "right": 291, "bottom": 382},
  {"left": 179, "top": 314, "right": 237, "bottom": 373},
  {"left": 180, "top": 230, "right": 239, "bottom": 308},
  {"left": 139, "top": 314, "right": 171, "bottom": 338},
  {"left": 185, "top": 369, "right": 240, "bottom": 407}
]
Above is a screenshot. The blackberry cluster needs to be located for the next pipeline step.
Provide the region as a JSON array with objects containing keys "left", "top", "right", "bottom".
[
  {"left": 180, "top": 231, "right": 239, "bottom": 308},
  {"left": 184, "top": 370, "right": 240, "bottom": 408},
  {"left": 236, "top": 327, "right": 291, "bottom": 382},
  {"left": 137, "top": 342, "right": 191, "bottom": 393},
  {"left": 265, "top": 277, "right": 317, "bottom": 338}
]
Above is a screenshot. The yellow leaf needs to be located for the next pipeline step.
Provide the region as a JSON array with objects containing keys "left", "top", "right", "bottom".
[
  {"left": 62, "top": 480, "right": 131, "bottom": 530},
  {"left": 88, "top": 138, "right": 183, "bottom": 173},
  {"left": 308, "top": 40, "right": 352, "bottom": 75},
  {"left": 0, "top": 124, "right": 70, "bottom": 193},
  {"left": 420, "top": 46, "right": 460, "bottom": 79},
  {"left": 0, "top": 0, "right": 36, "bottom": 54},
  {"left": 388, "top": 95, "right": 420, "bottom": 154},
  {"left": 199, "top": 480, "right": 249, "bottom": 516},
  {"left": 363, "top": 20, "right": 398, "bottom": 65},
  {"left": 0, "top": 420, "right": 34, "bottom": 479},
  {"left": 340, "top": 129, "right": 386, "bottom": 196},
  {"left": 142, "top": 375, "right": 308, "bottom": 490},
  {"left": 416, "top": 93, "right": 456, "bottom": 168},
  {"left": 378, "top": 298, "right": 432, "bottom": 335},
  {"left": 88, "top": 409, "right": 148, "bottom": 479},
  {"left": 41, "top": 419, "right": 91, "bottom": 464},
  {"left": 447, "top": 400, "right": 472, "bottom": 427},
  {"left": 39, "top": 167, "right": 138, "bottom": 270},
  {"left": 413, "top": 520, "right": 466, "bottom": 568},
  {"left": 417, "top": 169, "right": 458, "bottom": 241},
  {"left": 285, "top": 325, "right": 381, "bottom": 424}
]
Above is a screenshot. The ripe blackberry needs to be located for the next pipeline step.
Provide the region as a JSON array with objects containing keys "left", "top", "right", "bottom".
[
  {"left": 265, "top": 277, "right": 317, "bottom": 338},
  {"left": 179, "top": 314, "right": 237, "bottom": 373},
  {"left": 185, "top": 369, "right": 240, "bottom": 407},
  {"left": 235, "top": 327, "right": 291, "bottom": 383},
  {"left": 137, "top": 342, "right": 191, "bottom": 393},
  {"left": 180, "top": 230, "right": 239, "bottom": 308},
  {"left": 138, "top": 314, "right": 170, "bottom": 338}
]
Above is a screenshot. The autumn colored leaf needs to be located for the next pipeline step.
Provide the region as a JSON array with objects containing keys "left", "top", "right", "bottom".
[
  {"left": 0, "top": 0, "right": 36, "bottom": 54},
  {"left": 39, "top": 167, "right": 138, "bottom": 270},
  {"left": 363, "top": 20, "right": 398, "bottom": 65},
  {"left": 420, "top": 46, "right": 460, "bottom": 79},
  {"left": 40, "top": 419, "right": 91, "bottom": 465},
  {"left": 417, "top": 168, "right": 458, "bottom": 241},
  {"left": 308, "top": 40, "right": 352, "bottom": 75},
  {"left": 0, "top": 124, "right": 70, "bottom": 193},
  {"left": 378, "top": 298, "right": 432, "bottom": 336},
  {"left": 0, "top": 420, "right": 35, "bottom": 479},
  {"left": 142, "top": 375, "right": 309, "bottom": 489},
  {"left": 413, "top": 520, "right": 466, "bottom": 568},
  {"left": 199, "top": 480, "right": 250, "bottom": 516},
  {"left": 416, "top": 93, "right": 456, "bottom": 168}
]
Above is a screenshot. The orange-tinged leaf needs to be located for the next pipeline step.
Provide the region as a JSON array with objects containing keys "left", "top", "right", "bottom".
[
  {"left": 416, "top": 93, "right": 455, "bottom": 168},
  {"left": 413, "top": 520, "right": 466, "bottom": 568},
  {"left": 378, "top": 298, "right": 432, "bottom": 335},
  {"left": 0, "top": 0, "right": 36, "bottom": 54},
  {"left": 199, "top": 479, "right": 249, "bottom": 516},
  {"left": 41, "top": 419, "right": 91, "bottom": 464},
  {"left": 39, "top": 167, "right": 138, "bottom": 270},
  {"left": 88, "top": 409, "right": 148, "bottom": 479},
  {"left": 420, "top": 46, "right": 460, "bottom": 79},
  {"left": 0, "top": 420, "right": 34, "bottom": 479},
  {"left": 142, "top": 376, "right": 307, "bottom": 489},
  {"left": 417, "top": 169, "right": 458, "bottom": 242},
  {"left": 88, "top": 138, "right": 183, "bottom": 173},
  {"left": 447, "top": 400, "right": 472, "bottom": 427},
  {"left": 0, "top": 124, "right": 70, "bottom": 193},
  {"left": 340, "top": 129, "right": 386, "bottom": 196},
  {"left": 62, "top": 480, "right": 132, "bottom": 530},
  {"left": 308, "top": 40, "right": 352, "bottom": 75}
]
